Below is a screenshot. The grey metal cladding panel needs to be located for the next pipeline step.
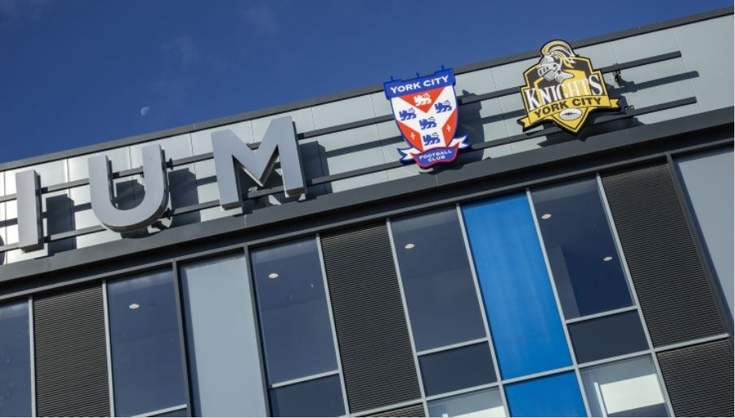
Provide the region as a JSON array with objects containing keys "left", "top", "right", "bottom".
[
  {"left": 657, "top": 339, "right": 734, "bottom": 417},
  {"left": 601, "top": 163, "right": 726, "bottom": 347},
  {"left": 674, "top": 16, "right": 734, "bottom": 113},
  {"left": 321, "top": 224, "right": 421, "bottom": 413},
  {"left": 371, "top": 404, "right": 425, "bottom": 417},
  {"left": 34, "top": 285, "right": 110, "bottom": 416}
]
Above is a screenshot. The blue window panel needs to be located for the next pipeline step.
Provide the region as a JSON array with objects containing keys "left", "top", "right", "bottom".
[
  {"left": 462, "top": 193, "right": 572, "bottom": 379},
  {"left": 0, "top": 301, "right": 31, "bottom": 417},
  {"left": 505, "top": 372, "right": 586, "bottom": 417}
]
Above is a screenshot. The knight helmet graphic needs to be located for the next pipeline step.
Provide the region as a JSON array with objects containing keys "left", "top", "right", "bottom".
[{"left": 519, "top": 40, "right": 620, "bottom": 134}]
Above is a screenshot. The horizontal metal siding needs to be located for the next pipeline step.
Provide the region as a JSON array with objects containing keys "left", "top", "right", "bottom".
[
  {"left": 601, "top": 163, "right": 726, "bottom": 346},
  {"left": 321, "top": 224, "right": 421, "bottom": 414},
  {"left": 34, "top": 285, "right": 110, "bottom": 416},
  {"left": 657, "top": 339, "right": 734, "bottom": 417}
]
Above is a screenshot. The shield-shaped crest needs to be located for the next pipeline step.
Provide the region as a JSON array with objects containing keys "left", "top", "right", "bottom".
[
  {"left": 384, "top": 69, "right": 469, "bottom": 168},
  {"left": 518, "top": 40, "right": 619, "bottom": 134}
]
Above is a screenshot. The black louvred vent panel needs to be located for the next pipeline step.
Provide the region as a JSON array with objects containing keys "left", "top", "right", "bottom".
[
  {"left": 34, "top": 285, "right": 110, "bottom": 416},
  {"left": 657, "top": 339, "right": 734, "bottom": 417},
  {"left": 321, "top": 223, "right": 421, "bottom": 414},
  {"left": 601, "top": 163, "right": 725, "bottom": 346}
]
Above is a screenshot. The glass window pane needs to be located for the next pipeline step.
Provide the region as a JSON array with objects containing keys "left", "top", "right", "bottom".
[
  {"left": 251, "top": 237, "right": 338, "bottom": 384},
  {"left": 428, "top": 388, "right": 506, "bottom": 417},
  {"left": 505, "top": 372, "right": 586, "bottom": 417},
  {"left": 532, "top": 178, "right": 633, "bottom": 318},
  {"left": 462, "top": 193, "right": 572, "bottom": 380},
  {"left": 154, "top": 408, "right": 188, "bottom": 417},
  {"left": 269, "top": 375, "right": 345, "bottom": 417},
  {"left": 107, "top": 271, "right": 186, "bottom": 416},
  {"left": 391, "top": 208, "right": 486, "bottom": 351},
  {"left": 0, "top": 300, "right": 31, "bottom": 417},
  {"left": 582, "top": 356, "right": 669, "bottom": 417},
  {"left": 568, "top": 310, "right": 649, "bottom": 364},
  {"left": 181, "top": 255, "right": 267, "bottom": 416},
  {"left": 419, "top": 343, "right": 496, "bottom": 397}
]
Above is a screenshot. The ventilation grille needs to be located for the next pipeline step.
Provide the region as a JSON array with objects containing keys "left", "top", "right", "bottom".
[
  {"left": 657, "top": 339, "right": 734, "bottom": 417},
  {"left": 34, "top": 285, "right": 110, "bottom": 416},
  {"left": 321, "top": 223, "right": 421, "bottom": 414},
  {"left": 601, "top": 163, "right": 725, "bottom": 346}
]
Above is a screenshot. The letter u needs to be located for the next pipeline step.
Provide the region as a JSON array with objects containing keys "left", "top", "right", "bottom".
[{"left": 88, "top": 144, "right": 169, "bottom": 232}]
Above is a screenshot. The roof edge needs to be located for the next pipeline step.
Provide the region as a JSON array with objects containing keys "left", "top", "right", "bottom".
[{"left": 1, "top": 6, "right": 732, "bottom": 171}]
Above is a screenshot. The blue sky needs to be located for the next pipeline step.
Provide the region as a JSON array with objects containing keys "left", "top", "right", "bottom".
[{"left": 0, "top": 0, "right": 731, "bottom": 164}]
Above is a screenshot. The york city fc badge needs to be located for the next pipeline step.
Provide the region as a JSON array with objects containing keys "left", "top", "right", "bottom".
[
  {"left": 519, "top": 40, "right": 619, "bottom": 134},
  {"left": 384, "top": 68, "right": 469, "bottom": 168}
]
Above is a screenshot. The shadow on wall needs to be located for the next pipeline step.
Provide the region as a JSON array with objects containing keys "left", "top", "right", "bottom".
[
  {"left": 535, "top": 79, "right": 634, "bottom": 147},
  {"left": 119, "top": 167, "right": 202, "bottom": 236},
  {"left": 537, "top": 69, "right": 702, "bottom": 147},
  {"left": 46, "top": 194, "right": 76, "bottom": 255},
  {"left": 167, "top": 168, "right": 201, "bottom": 228},
  {"left": 416, "top": 89, "right": 485, "bottom": 175}
]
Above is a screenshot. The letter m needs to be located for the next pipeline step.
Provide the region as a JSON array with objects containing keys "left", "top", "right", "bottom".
[{"left": 212, "top": 116, "right": 306, "bottom": 210}]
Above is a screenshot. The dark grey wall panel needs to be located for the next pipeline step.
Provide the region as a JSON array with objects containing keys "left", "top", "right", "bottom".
[
  {"left": 321, "top": 223, "right": 421, "bottom": 414},
  {"left": 601, "top": 163, "right": 726, "bottom": 347},
  {"left": 34, "top": 285, "right": 110, "bottom": 416},
  {"left": 372, "top": 404, "right": 425, "bottom": 417},
  {"left": 657, "top": 339, "right": 734, "bottom": 417}
]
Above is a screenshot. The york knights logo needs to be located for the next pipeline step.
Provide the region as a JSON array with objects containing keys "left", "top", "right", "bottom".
[
  {"left": 384, "top": 68, "right": 469, "bottom": 168},
  {"left": 519, "top": 40, "right": 619, "bottom": 134}
]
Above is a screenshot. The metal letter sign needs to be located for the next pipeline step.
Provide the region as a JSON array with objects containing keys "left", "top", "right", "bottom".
[
  {"left": 212, "top": 116, "right": 304, "bottom": 210},
  {"left": 11, "top": 117, "right": 304, "bottom": 252},
  {"left": 89, "top": 144, "right": 169, "bottom": 232},
  {"left": 384, "top": 69, "right": 468, "bottom": 168}
]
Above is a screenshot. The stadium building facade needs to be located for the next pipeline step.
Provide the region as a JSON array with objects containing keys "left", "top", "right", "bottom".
[{"left": 0, "top": 8, "right": 733, "bottom": 417}]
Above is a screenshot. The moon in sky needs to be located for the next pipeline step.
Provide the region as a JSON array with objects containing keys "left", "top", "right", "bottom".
[{"left": 140, "top": 106, "right": 150, "bottom": 116}]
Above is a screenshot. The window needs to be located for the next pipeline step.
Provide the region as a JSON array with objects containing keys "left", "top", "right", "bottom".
[
  {"left": 251, "top": 237, "right": 344, "bottom": 416},
  {"left": 0, "top": 300, "right": 31, "bottom": 417},
  {"left": 531, "top": 178, "right": 633, "bottom": 319},
  {"left": 269, "top": 375, "right": 345, "bottom": 417},
  {"left": 581, "top": 356, "right": 669, "bottom": 417},
  {"left": 428, "top": 388, "right": 505, "bottom": 417},
  {"left": 568, "top": 310, "right": 649, "bottom": 364},
  {"left": 390, "top": 208, "right": 486, "bottom": 352},
  {"left": 419, "top": 343, "right": 496, "bottom": 397},
  {"left": 106, "top": 271, "right": 187, "bottom": 416}
]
